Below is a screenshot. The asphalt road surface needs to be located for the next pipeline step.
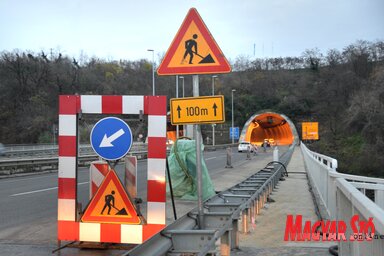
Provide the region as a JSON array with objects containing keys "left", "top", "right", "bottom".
[{"left": 0, "top": 147, "right": 277, "bottom": 256}]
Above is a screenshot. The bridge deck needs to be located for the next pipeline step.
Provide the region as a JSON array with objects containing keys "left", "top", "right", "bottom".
[{"left": 166, "top": 146, "right": 335, "bottom": 255}]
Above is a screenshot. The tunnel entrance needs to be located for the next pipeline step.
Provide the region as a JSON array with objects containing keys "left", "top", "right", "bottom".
[{"left": 239, "top": 112, "right": 298, "bottom": 146}]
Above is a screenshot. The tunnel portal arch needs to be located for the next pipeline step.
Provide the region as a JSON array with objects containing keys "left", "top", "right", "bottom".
[{"left": 239, "top": 111, "right": 298, "bottom": 146}]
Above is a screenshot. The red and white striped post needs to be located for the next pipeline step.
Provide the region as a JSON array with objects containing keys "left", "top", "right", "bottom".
[
  {"left": 125, "top": 156, "right": 138, "bottom": 199},
  {"left": 89, "top": 161, "right": 110, "bottom": 199}
]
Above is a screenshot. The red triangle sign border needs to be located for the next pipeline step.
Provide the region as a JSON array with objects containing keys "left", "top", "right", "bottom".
[
  {"left": 157, "top": 8, "right": 231, "bottom": 75},
  {"left": 81, "top": 170, "right": 141, "bottom": 224}
]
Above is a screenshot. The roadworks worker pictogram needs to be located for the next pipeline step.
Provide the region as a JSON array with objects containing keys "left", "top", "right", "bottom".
[
  {"left": 81, "top": 170, "right": 141, "bottom": 224},
  {"left": 100, "top": 190, "right": 129, "bottom": 216},
  {"left": 157, "top": 8, "right": 230, "bottom": 75},
  {"left": 182, "top": 34, "right": 215, "bottom": 65}
]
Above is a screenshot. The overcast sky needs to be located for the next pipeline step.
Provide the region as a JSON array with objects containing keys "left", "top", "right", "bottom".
[{"left": 0, "top": 0, "right": 383, "bottom": 62}]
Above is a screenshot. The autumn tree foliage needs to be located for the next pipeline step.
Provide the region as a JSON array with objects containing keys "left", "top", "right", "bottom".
[{"left": 0, "top": 40, "right": 383, "bottom": 177}]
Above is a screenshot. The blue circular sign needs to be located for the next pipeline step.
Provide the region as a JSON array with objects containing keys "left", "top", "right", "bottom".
[{"left": 90, "top": 117, "right": 133, "bottom": 161}]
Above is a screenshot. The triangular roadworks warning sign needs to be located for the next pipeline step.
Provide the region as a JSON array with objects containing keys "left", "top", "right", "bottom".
[
  {"left": 81, "top": 170, "right": 141, "bottom": 224},
  {"left": 157, "top": 8, "right": 231, "bottom": 75}
]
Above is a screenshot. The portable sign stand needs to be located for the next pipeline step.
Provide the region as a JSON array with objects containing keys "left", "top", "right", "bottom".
[
  {"left": 157, "top": 8, "right": 231, "bottom": 229},
  {"left": 57, "top": 95, "right": 167, "bottom": 247}
]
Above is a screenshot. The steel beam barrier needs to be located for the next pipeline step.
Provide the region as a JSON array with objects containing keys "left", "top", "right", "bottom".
[{"left": 124, "top": 144, "right": 295, "bottom": 256}]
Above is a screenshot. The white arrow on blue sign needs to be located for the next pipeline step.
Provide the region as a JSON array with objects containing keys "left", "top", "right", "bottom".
[
  {"left": 90, "top": 117, "right": 133, "bottom": 161},
  {"left": 230, "top": 127, "right": 239, "bottom": 139}
]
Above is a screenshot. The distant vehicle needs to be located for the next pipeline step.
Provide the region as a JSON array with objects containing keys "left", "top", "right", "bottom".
[
  {"left": 0, "top": 143, "right": 6, "bottom": 156},
  {"left": 238, "top": 142, "right": 256, "bottom": 153}
]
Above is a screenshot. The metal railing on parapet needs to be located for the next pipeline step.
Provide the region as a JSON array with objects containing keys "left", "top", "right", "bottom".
[
  {"left": 301, "top": 143, "right": 384, "bottom": 256},
  {"left": 1, "top": 143, "right": 148, "bottom": 158},
  {"left": 0, "top": 151, "right": 148, "bottom": 175},
  {"left": 0, "top": 143, "right": 148, "bottom": 175},
  {"left": 0, "top": 143, "right": 238, "bottom": 175},
  {"left": 1, "top": 142, "right": 236, "bottom": 158}
]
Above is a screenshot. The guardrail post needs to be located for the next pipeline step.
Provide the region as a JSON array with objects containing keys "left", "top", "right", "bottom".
[
  {"left": 262, "top": 189, "right": 266, "bottom": 206},
  {"left": 273, "top": 146, "right": 279, "bottom": 162},
  {"left": 246, "top": 146, "right": 251, "bottom": 160},
  {"left": 231, "top": 219, "right": 239, "bottom": 250},
  {"left": 220, "top": 230, "right": 231, "bottom": 256},
  {"left": 375, "top": 190, "right": 384, "bottom": 209},
  {"left": 241, "top": 209, "right": 249, "bottom": 234},
  {"left": 265, "top": 188, "right": 268, "bottom": 203},
  {"left": 250, "top": 201, "right": 255, "bottom": 224},
  {"left": 255, "top": 197, "right": 259, "bottom": 215},
  {"left": 225, "top": 147, "right": 233, "bottom": 168},
  {"left": 272, "top": 176, "right": 277, "bottom": 190},
  {"left": 331, "top": 159, "right": 338, "bottom": 170}
]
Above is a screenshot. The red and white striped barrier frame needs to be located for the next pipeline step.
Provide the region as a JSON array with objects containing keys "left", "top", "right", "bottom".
[
  {"left": 89, "top": 161, "right": 110, "bottom": 199},
  {"left": 125, "top": 156, "right": 138, "bottom": 199},
  {"left": 58, "top": 95, "right": 167, "bottom": 244}
]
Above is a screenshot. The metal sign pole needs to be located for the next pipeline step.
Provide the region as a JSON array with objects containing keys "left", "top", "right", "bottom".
[
  {"left": 192, "top": 74, "right": 204, "bottom": 229},
  {"left": 176, "top": 75, "right": 179, "bottom": 139}
]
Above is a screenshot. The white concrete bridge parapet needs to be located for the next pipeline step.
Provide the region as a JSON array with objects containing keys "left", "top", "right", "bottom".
[{"left": 301, "top": 143, "right": 384, "bottom": 256}]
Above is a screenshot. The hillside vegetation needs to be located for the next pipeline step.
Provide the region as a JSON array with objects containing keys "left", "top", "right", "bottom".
[{"left": 0, "top": 40, "right": 383, "bottom": 177}]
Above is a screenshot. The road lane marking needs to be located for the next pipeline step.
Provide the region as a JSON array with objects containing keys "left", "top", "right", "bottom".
[
  {"left": 205, "top": 157, "right": 217, "bottom": 161},
  {"left": 10, "top": 181, "right": 89, "bottom": 197},
  {"left": 10, "top": 186, "right": 58, "bottom": 196},
  {"left": 0, "top": 174, "right": 57, "bottom": 184}
]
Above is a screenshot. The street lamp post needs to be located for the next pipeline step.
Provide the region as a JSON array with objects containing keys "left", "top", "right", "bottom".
[
  {"left": 231, "top": 89, "right": 236, "bottom": 144},
  {"left": 179, "top": 76, "right": 185, "bottom": 97},
  {"left": 212, "top": 75, "right": 218, "bottom": 146},
  {"left": 147, "top": 49, "right": 155, "bottom": 96}
]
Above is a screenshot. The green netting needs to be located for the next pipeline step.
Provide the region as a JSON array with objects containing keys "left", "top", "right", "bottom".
[{"left": 167, "top": 139, "right": 216, "bottom": 201}]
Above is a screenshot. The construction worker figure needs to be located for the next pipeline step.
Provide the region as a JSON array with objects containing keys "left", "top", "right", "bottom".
[
  {"left": 183, "top": 34, "right": 198, "bottom": 64},
  {"left": 101, "top": 190, "right": 115, "bottom": 215}
]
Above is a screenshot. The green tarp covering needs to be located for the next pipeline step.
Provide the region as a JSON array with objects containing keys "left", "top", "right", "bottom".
[{"left": 167, "top": 139, "right": 216, "bottom": 201}]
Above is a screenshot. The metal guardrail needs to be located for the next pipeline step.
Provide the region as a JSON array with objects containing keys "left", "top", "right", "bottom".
[
  {"left": 0, "top": 143, "right": 238, "bottom": 175},
  {"left": 0, "top": 143, "right": 148, "bottom": 174},
  {"left": 0, "top": 151, "right": 148, "bottom": 175},
  {"left": 1, "top": 143, "right": 148, "bottom": 157},
  {"left": 1, "top": 142, "right": 235, "bottom": 157},
  {"left": 124, "top": 144, "right": 295, "bottom": 256}
]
